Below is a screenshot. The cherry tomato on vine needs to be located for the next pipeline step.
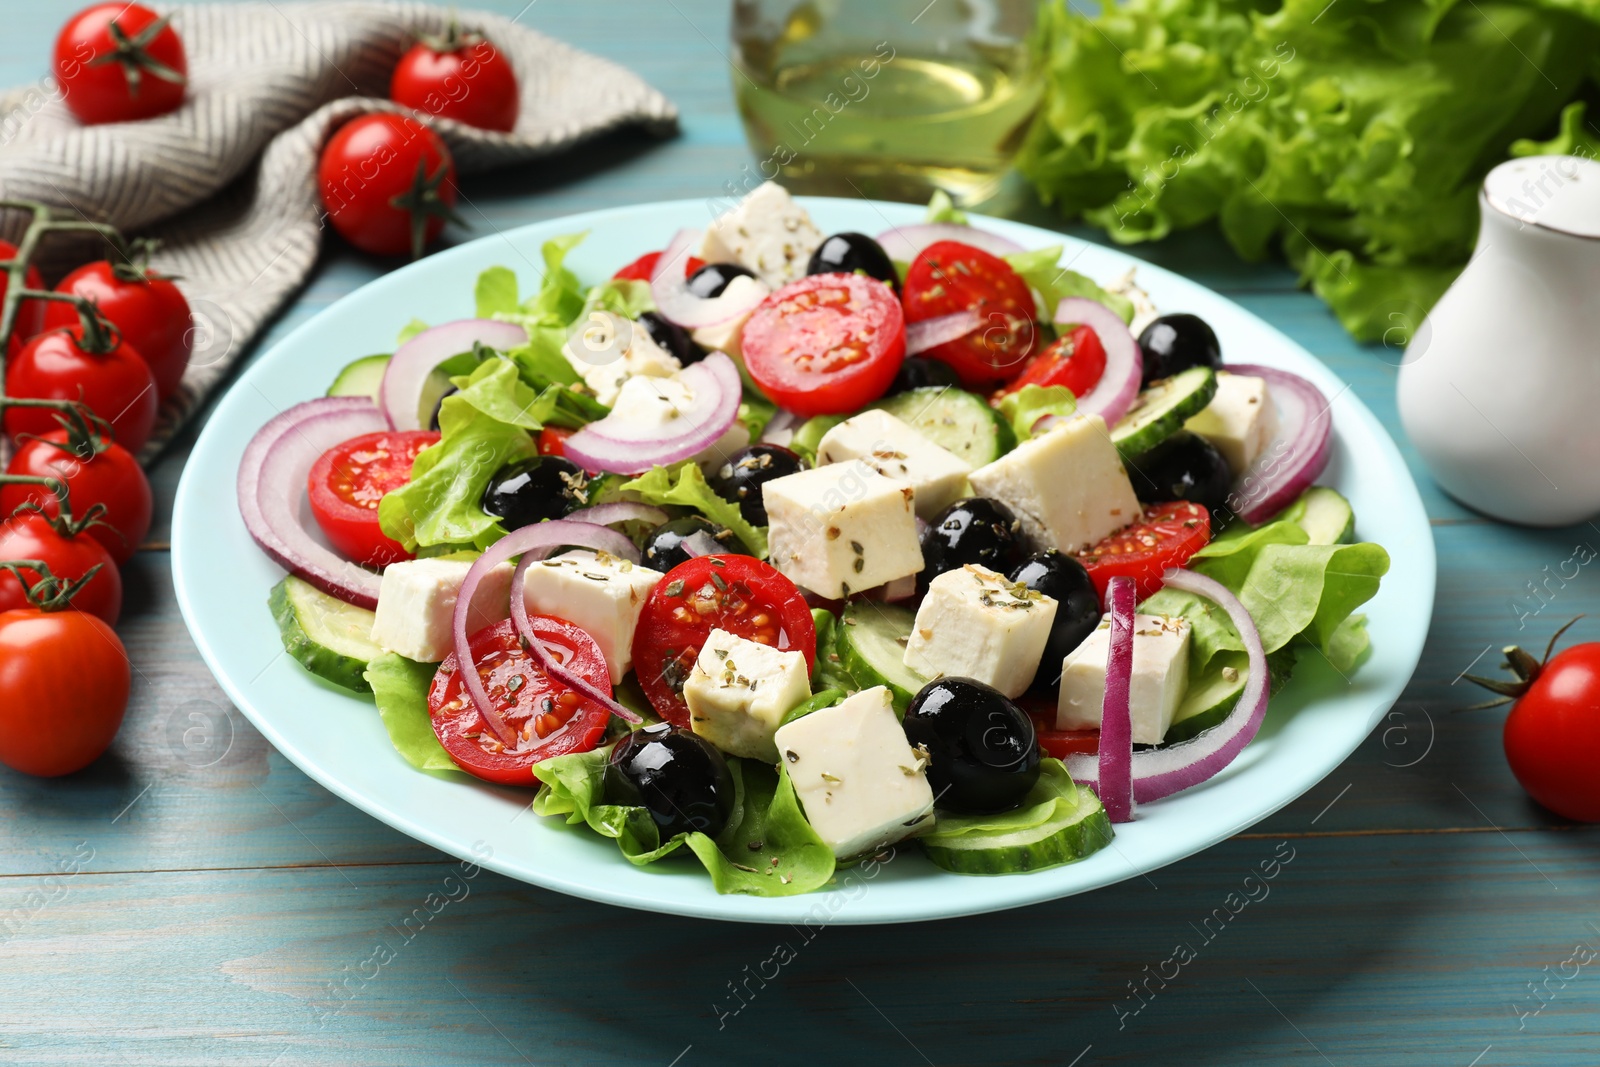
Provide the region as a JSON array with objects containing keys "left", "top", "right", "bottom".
[
  {"left": 1077, "top": 501, "right": 1211, "bottom": 604},
  {"left": 42, "top": 260, "right": 192, "bottom": 399},
  {"left": 54, "top": 2, "right": 187, "bottom": 125},
  {"left": 0, "top": 607, "right": 129, "bottom": 777},
  {"left": 0, "top": 514, "right": 121, "bottom": 626},
  {"left": 903, "top": 241, "right": 1038, "bottom": 387},
  {"left": 1, "top": 430, "right": 152, "bottom": 565},
  {"left": 317, "top": 113, "right": 463, "bottom": 259},
  {"left": 4, "top": 324, "right": 158, "bottom": 453},
  {"left": 307, "top": 429, "right": 438, "bottom": 568},
  {"left": 0, "top": 239, "right": 47, "bottom": 341},
  {"left": 997, "top": 324, "right": 1106, "bottom": 401},
  {"left": 390, "top": 22, "right": 519, "bottom": 133},
  {"left": 613, "top": 251, "right": 705, "bottom": 283}
]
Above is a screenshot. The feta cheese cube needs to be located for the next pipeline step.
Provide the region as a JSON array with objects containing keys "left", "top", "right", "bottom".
[
  {"left": 773, "top": 686, "right": 935, "bottom": 859},
  {"left": 816, "top": 409, "right": 972, "bottom": 519},
  {"left": 519, "top": 549, "right": 663, "bottom": 685},
  {"left": 762, "top": 463, "right": 924, "bottom": 599},
  {"left": 967, "top": 414, "right": 1139, "bottom": 553},
  {"left": 1184, "top": 372, "right": 1278, "bottom": 475},
  {"left": 684, "top": 628, "right": 811, "bottom": 760},
  {"left": 562, "top": 310, "right": 682, "bottom": 407},
  {"left": 700, "top": 181, "right": 823, "bottom": 289},
  {"left": 371, "top": 558, "right": 513, "bottom": 663},
  {"left": 689, "top": 274, "right": 769, "bottom": 359},
  {"left": 1057, "top": 614, "right": 1192, "bottom": 744},
  {"left": 902, "top": 564, "right": 1059, "bottom": 698}
]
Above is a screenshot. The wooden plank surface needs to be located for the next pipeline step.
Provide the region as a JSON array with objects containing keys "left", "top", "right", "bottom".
[{"left": 3, "top": 2, "right": 1597, "bottom": 1064}]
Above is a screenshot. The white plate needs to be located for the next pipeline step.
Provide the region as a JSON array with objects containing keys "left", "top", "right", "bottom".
[{"left": 172, "top": 197, "right": 1435, "bottom": 924}]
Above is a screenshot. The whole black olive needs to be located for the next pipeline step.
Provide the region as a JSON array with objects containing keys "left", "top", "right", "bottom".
[
  {"left": 806, "top": 232, "right": 898, "bottom": 288},
  {"left": 427, "top": 386, "right": 459, "bottom": 432},
  {"left": 605, "top": 724, "right": 736, "bottom": 839},
  {"left": 904, "top": 677, "right": 1040, "bottom": 814},
  {"left": 638, "top": 310, "right": 701, "bottom": 366},
  {"left": 886, "top": 357, "right": 960, "bottom": 395},
  {"left": 920, "top": 497, "right": 1025, "bottom": 587},
  {"left": 642, "top": 516, "right": 753, "bottom": 572},
  {"left": 1137, "top": 313, "right": 1222, "bottom": 385},
  {"left": 480, "top": 456, "right": 587, "bottom": 530},
  {"left": 1126, "top": 430, "right": 1233, "bottom": 513},
  {"left": 687, "top": 262, "right": 757, "bottom": 299},
  {"left": 707, "top": 444, "right": 806, "bottom": 526},
  {"left": 1010, "top": 552, "right": 1103, "bottom": 692}
]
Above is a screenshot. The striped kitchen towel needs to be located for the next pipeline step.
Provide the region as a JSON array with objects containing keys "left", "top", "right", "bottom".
[{"left": 0, "top": 2, "right": 677, "bottom": 459}]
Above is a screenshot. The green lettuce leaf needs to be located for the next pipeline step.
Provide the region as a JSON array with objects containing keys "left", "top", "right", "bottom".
[
  {"left": 475, "top": 266, "right": 521, "bottom": 320},
  {"left": 780, "top": 688, "right": 847, "bottom": 727},
  {"left": 737, "top": 387, "right": 778, "bottom": 443},
  {"left": 924, "top": 189, "right": 969, "bottom": 224},
  {"left": 621, "top": 460, "right": 769, "bottom": 557},
  {"left": 1004, "top": 245, "right": 1135, "bottom": 325},
  {"left": 396, "top": 318, "right": 430, "bottom": 345},
  {"left": 997, "top": 384, "right": 1077, "bottom": 439},
  {"left": 579, "top": 277, "right": 655, "bottom": 321},
  {"left": 364, "top": 654, "right": 461, "bottom": 774},
  {"left": 809, "top": 607, "right": 859, "bottom": 692}
]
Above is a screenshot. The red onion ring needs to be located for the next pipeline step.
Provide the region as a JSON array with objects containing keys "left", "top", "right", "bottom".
[
  {"left": 237, "top": 397, "right": 388, "bottom": 608},
  {"left": 1066, "top": 568, "right": 1268, "bottom": 804},
  {"left": 1096, "top": 578, "right": 1136, "bottom": 822},
  {"left": 1221, "top": 364, "right": 1334, "bottom": 525},
  {"left": 650, "top": 228, "right": 767, "bottom": 329},
  {"left": 562, "top": 352, "right": 743, "bottom": 474},
  {"left": 452, "top": 521, "right": 643, "bottom": 746},
  {"left": 905, "top": 309, "right": 984, "bottom": 356},
  {"left": 1051, "top": 298, "right": 1143, "bottom": 428},
  {"left": 875, "top": 223, "right": 1024, "bottom": 262},
  {"left": 565, "top": 502, "right": 670, "bottom": 528},
  {"left": 381, "top": 318, "right": 528, "bottom": 431}
]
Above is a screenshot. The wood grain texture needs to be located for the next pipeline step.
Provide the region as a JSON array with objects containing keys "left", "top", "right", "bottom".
[{"left": 3, "top": 1, "right": 1599, "bottom": 1064}]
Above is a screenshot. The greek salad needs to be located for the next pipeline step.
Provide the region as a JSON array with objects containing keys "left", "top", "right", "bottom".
[{"left": 237, "top": 183, "right": 1390, "bottom": 896}]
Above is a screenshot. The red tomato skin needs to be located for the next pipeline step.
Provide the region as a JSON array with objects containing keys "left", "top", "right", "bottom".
[
  {"left": 1079, "top": 501, "right": 1212, "bottom": 604},
  {"left": 537, "top": 426, "right": 574, "bottom": 457},
  {"left": 317, "top": 114, "right": 457, "bottom": 258},
  {"left": 54, "top": 3, "right": 187, "bottom": 125},
  {"left": 0, "top": 240, "right": 47, "bottom": 340},
  {"left": 3, "top": 327, "right": 158, "bottom": 453},
  {"left": 306, "top": 430, "right": 437, "bottom": 568},
  {"left": 903, "top": 241, "right": 1039, "bottom": 387},
  {"left": 0, "top": 608, "right": 129, "bottom": 777},
  {"left": 740, "top": 273, "right": 906, "bottom": 418},
  {"left": 613, "top": 251, "right": 706, "bottom": 282},
  {"left": 1, "top": 431, "right": 152, "bottom": 565},
  {"left": 1504, "top": 645, "right": 1600, "bottom": 821},
  {"left": 999, "top": 325, "right": 1106, "bottom": 400},
  {"left": 0, "top": 514, "right": 122, "bottom": 625},
  {"left": 42, "top": 262, "right": 192, "bottom": 399},
  {"left": 390, "top": 37, "right": 519, "bottom": 132}
]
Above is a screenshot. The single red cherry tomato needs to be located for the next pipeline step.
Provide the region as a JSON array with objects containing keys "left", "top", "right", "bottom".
[
  {"left": 390, "top": 24, "right": 519, "bottom": 133},
  {"left": 54, "top": 2, "right": 187, "bottom": 125},
  {"left": 632, "top": 555, "right": 817, "bottom": 726},
  {"left": 740, "top": 273, "right": 906, "bottom": 417},
  {"left": 0, "top": 239, "right": 47, "bottom": 340},
  {"left": 1, "top": 429, "right": 152, "bottom": 565},
  {"left": 612, "top": 251, "right": 706, "bottom": 283},
  {"left": 903, "top": 241, "right": 1039, "bottom": 387},
  {"left": 1028, "top": 710, "right": 1101, "bottom": 761},
  {"left": 998, "top": 325, "right": 1106, "bottom": 401},
  {"left": 1078, "top": 501, "right": 1211, "bottom": 604},
  {"left": 0, "top": 607, "right": 129, "bottom": 777},
  {"left": 307, "top": 429, "right": 437, "bottom": 568},
  {"left": 317, "top": 113, "right": 460, "bottom": 259},
  {"left": 537, "top": 425, "right": 574, "bottom": 457},
  {"left": 429, "top": 617, "right": 612, "bottom": 785},
  {"left": 0, "top": 513, "right": 122, "bottom": 626},
  {"left": 4, "top": 325, "right": 158, "bottom": 453},
  {"left": 42, "top": 261, "right": 192, "bottom": 399}
]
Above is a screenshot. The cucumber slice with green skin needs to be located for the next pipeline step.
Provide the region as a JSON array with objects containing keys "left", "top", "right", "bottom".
[
  {"left": 1279, "top": 486, "right": 1355, "bottom": 544},
  {"left": 921, "top": 764, "right": 1113, "bottom": 875},
  {"left": 1165, "top": 646, "right": 1297, "bottom": 743},
  {"left": 871, "top": 386, "right": 1007, "bottom": 467},
  {"left": 269, "top": 575, "right": 385, "bottom": 693},
  {"left": 835, "top": 602, "right": 930, "bottom": 714},
  {"left": 326, "top": 354, "right": 390, "bottom": 400},
  {"left": 1111, "top": 366, "right": 1217, "bottom": 459}
]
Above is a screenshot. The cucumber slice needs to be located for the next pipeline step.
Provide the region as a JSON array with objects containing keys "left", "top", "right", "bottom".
[
  {"left": 1166, "top": 646, "right": 1297, "bottom": 743},
  {"left": 871, "top": 386, "right": 1007, "bottom": 467},
  {"left": 921, "top": 762, "right": 1113, "bottom": 875},
  {"left": 1279, "top": 486, "right": 1354, "bottom": 544},
  {"left": 1111, "top": 366, "right": 1217, "bottom": 458},
  {"left": 326, "top": 354, "right": 390, "bottom": 400},
  {"left": 836, "top": 602, "right": 930, "bottom": 714},
  {"left": 269, "top": 575, "right": 385, "bottom": 693}
]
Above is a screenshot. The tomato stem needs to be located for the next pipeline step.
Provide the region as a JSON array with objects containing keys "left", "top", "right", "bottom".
[
  {"left": 89, "top": 12, "right": 187, "bottom": 98},
  {"left": 1464, "top": 616, "right": 1586, "bottom": 710},
  {"left": 0, "top": 558, "right": 102, "bottom": 613},
  {"left": 0, "top": 472, "right": 110, "bottom": 541}
]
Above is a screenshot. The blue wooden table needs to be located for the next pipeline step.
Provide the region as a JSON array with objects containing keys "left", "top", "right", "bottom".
[{"left": 3, "top": 3, "right": 1595, "bottom": 1064}]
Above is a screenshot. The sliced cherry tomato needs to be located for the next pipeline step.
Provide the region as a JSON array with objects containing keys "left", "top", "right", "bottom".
[
  {"left": 0, "top": 513, "right": 121, "bottom": 625},
  {"left": 390, "top": 26, "right": 519, "bottom": 132},
  {"left": 1078, "top": 501, "right": 1211, "bottom": 604},
  {"left": 998, "top": 325, "right": 1105, "bottom": 401},
  {"left": 1028, "top": 710, "right": 1101, "bottom": 761},
  {"left": 53, "top": 2, "right": 187, "bottom": 125},
  {"left": 740, "top": 273, "right": 906, "bottom": 417},
  {"left": 1, "top": 430, "right": 152, "bottom": 565},
  {"left": 307, "top": 430, "right": 437, "bottom": 568},
  {"left": 538, "top": 426, "right": 575, "bottom": 457},
  {"left": 0, "top": 239, "right": 47, "bottom": 341},
  {"left": 317, "top": 113, "right": 459, "bottom": 259},
  {"left": 0, "top": 607, "right": 129, "bottom": 777},
  {"left": 428, "top": 617, "right": 611, "bottom": 786},
  {"left": 632, "top": 555, "right": 817, "bottom": 726},
  {"left": 3, "top": 325, "right": 158, "bottom": 453},
  {"left": 42, "top": 261, "right": 192, "bottom": 400},
  {"left": 612, "top": 250, "right": 707, "bottom": 282},
  {"left": 903, "top": 240, "right": 1039, "bottom": 387}
]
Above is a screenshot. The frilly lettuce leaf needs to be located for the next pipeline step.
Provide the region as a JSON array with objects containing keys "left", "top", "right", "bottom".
[
  {"left": 1004, "top": 245, "right": 1135, "bottom": 325},
  {"left": 997, "top": 384, "right": 1077, "bottom": 439},
  {"left": 925, "top": 189, "right": 969, "bottom": 224},
  {"left": 621, "top": 460, "right": 769, "bottom": 557}
]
